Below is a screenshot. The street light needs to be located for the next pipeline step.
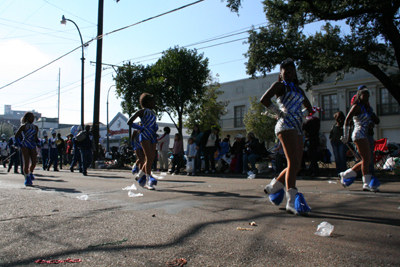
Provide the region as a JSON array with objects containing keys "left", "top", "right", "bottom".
[
  {"left": 61, "top": 15, "right": 85, "bottom": 129},
  {"left": 106, "top": 85, "right": 115, "bottom": 152}
]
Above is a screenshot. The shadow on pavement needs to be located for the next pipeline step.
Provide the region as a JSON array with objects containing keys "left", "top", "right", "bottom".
[
  {"left": 160, "top": 188, "right": 264, "bottom": 199},
  {"left": 36, "top": 186, "right": 82, "bottom": 194}
]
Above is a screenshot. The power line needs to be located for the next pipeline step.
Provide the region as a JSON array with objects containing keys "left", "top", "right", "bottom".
[
  {"left": 0, "top": 0, "right": 206, "bottom": 91},
  {"left": 42, "top": 0, "right": 97, "bottom": 26}
]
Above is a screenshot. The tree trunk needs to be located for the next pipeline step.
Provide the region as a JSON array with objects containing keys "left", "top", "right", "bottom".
[{"left": 365, "top": 64, "right": 400, "bottom": 105}]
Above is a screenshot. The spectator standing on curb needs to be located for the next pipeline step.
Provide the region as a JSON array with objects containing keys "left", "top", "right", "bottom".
[
  {"left": 66, "top": 134, "right": 73, "bottom": 165},
  {"left": 80, "top": 125, "right": 93, "bottom": 176},
  {"left": 8, "top": 129, "right": 20, "bottom": 173},
  {"left": 170, "top": 133, "right": 184, "bottom": 174},
  {"left": 70, "top": 130, "right": 82, "bottom": 173},
  {"left": 56, "top": 133, "right": 65, "bottom": 170},
  {"left": 157, "top": 126, "right": 170, "bottom": 172},
  {"left": 0, "top": 134, "right": 9, "bottom": 168},
  {"left": 40, "top": 131, "right": 50, "bottom": 170},
  {"left": 191, "top": 124, "right": 203, "bottom": 173},
  {"left": 47, "top": 129, "right": 59, "bottom": 171},
  {"left": 329, "top": 111, "right": 348, "bottom": 175},
  {"left": 198, "top": 125, "right": 221, "bottom": 174},
  {"left": 186, "top": 137, "right": 197, "bottom": 175}
]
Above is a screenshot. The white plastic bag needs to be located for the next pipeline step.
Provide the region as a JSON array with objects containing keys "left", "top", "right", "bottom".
[
  {"left": 128, "top": 191, "right": 143, "bottom": 197},
  {"left": 123, "top": 184, "right": 137, "bottom": 190},
  {"left": 315, "top": 221, "right": 334, "bottom": 237},
  {"left": 77, "top": 195, "right": 89, "bottom": 201}
]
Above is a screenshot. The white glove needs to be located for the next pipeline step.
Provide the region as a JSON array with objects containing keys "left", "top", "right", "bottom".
[
  {"left": 341, "top": 126, "right": 350, "bottom": 144},
  {"left": 266, "top": 103, "right": 286, "bottom": 119}
]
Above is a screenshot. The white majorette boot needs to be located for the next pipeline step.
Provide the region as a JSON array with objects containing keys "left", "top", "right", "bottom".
[
  {"left": 286, "top": 188, "right": 311, "bottom": 215},
  {"left": 264, "top": 178, "right": 285, "bottom": 206},
  {"left": 339, "top": 169, "right": 357, "bottom": 188},
  {"left": 145, "top": 174, "right": 155, "bottom": 190},
  {"left": 135, "top": 169, "right": 145, "bottom": 181},
  {"left": 362, "top": 174, "right": 380, "bottom": 192}
]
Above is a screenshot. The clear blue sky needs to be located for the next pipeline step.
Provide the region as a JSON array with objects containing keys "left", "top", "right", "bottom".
[{"left": 0, "top": 0, "right": 334, "bottom": 125}]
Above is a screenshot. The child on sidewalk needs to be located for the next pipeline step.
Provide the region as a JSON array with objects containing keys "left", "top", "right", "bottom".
[{"left": 186, "top": 137, "right": 196, "bottom": 175}]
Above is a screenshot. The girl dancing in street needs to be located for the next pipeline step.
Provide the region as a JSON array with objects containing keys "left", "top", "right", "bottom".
[
  {"left": 340, "top": 88, "right": 381, "bottom": 191},
  {"left": 261, "top": 59, "right": 313, "bottom": 215},
  {"left": 131, "top": 124, "right": 145, "bottom": 179},
  {"left": 15, "top": 112, "right": 39, "bottom": 186},
  {"left": 127, "top": 93, "right": 158, "bottom": 190}
]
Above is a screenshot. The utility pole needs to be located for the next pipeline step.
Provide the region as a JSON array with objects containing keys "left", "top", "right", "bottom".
[
  {"left": 58, "top": 68, "right": 61, "bottom": 125},
  {"left": 93, "top": 0, "right": 104, "bottom": 163}
]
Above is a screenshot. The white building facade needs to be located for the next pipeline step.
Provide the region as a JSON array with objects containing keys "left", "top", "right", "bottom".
[{"left": 218, "top": 69, "right": 400, "bottom": 146}]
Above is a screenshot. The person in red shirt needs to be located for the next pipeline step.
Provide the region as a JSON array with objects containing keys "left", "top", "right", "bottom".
[{"left": 66, "top": 134, "right": 73, "bottom": 165}]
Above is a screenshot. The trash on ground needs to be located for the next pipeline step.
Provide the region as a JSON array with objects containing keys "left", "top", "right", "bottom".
[
  {"left": 76, "top": 195, "right": 89, "bottom": 201},
  {"left": 247, "top": 171, "right": 256, "bottom": 179},
  {"left": 128, "top": 191, "right": 143, "bottom": 197},
  {"left": 315, "top": 221, "right": 334, "bottom": 237},
  {"left": 166, "top": 258, "right": 187, "bottom": 267},
  {"left": 249, "top": 221, "right": 257, "bottom": 226},
  {"left": 34, "top": 258, "right": 82, "bottom": 264},
  {"left": 328, "top": 180, "right": 337, "bottom": 184},
  {"left": 88, "top": 238, "right": 128, "bottom": 248},
  {"left": 160, "top": 172, "right": 168, "bottom": 176},
  {"left": 237, "top": 227, "right": 254, "bottom": 231},
  {"left": 123, "top": 184, "right": 137, "bottom": 190}
]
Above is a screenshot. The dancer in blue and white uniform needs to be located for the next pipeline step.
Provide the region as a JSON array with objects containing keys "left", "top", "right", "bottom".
[
  {"left": 127, "top": 93, "right": 158, "bottom": 190},
  {"left": 340, "top": 88, "right": 381, "bottom": 191},
  {"left": 131, "top": 126, "right": 145, "bottom": 178},
  {"left": 260, "top": 59, "right": 313, "bottom": 215},
  {"left": 15, "top": 112, "right": 39, "bottom": 186}
]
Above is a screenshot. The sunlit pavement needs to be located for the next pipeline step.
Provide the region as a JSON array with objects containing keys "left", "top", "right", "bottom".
[{"left": 1, "top": 166, "right": 400, "bottom": 266}]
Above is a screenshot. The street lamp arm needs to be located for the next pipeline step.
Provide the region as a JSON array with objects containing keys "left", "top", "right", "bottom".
[{"left": 61, "top": 16, "right": 85, "bottom": 59}]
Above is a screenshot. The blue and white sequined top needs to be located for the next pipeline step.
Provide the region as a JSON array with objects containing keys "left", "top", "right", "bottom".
[
  {"left": 132, "top": 131, "right": 142, "bottom": 151},
  {"left": 275, "top": 81, "right": 305, "bottom": 136},
  {"left": 21, "top": 123, "right": 37, "bottom": 149},
  {"left": 352, "top": 104, "right": 370, "bottom": 141},
  {"left": 139, "top": 108, "right": 158, "bottom": 144}
]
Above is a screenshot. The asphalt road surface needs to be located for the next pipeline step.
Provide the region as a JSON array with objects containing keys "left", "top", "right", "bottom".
[{"left": 1, "top": 167, "right": 399, "bottom": 266}]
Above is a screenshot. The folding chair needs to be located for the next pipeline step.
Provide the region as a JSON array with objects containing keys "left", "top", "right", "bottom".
[{"left": 374, "top": 138, "right": 390, "bottom": 170}]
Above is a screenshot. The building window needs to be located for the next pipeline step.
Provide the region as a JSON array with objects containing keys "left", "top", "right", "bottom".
[
  {"left": 236, "top": 86, "right": 244, "bottom": 94},
  {"left": 234, "top": 105, "right": 245, "bottom": 127},
  {"left": 346, "top": 90, "right": 357, "bottom": 114},
  {"left": 378, "top": 88, "right": 399, "bottom": 115},
  {"left": 321, "top": 94, "right": 338, "bottom": 121}
]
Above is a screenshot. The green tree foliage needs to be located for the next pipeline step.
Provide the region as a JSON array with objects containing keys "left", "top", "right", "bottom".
[
  {"left": 114, "top": 46, "right": 210, "bottom": 135},
  {"left": 114, "top": 63, "right": 153, "bottom": 117},
  {"left": 150, "top": 46, "right": 210, "bottom": 135},
  {"left": 0, "top": 123, "right": 14, "bottom": 140},
  {"left": 183, "top": 81, "right": 229, "bottom": 134},
  {"left": 225, "top": 0, "right": 400, "bottom": 103},
  {"left": 243, "top": 96, "right": 276, "bottom": 144}
]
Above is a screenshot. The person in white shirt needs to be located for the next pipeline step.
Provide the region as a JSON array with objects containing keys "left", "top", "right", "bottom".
[{"left": 157, "top": 127, "right": 170, "bottom": 172}]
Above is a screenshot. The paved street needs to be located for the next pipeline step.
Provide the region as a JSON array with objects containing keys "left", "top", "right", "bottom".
[{"left": 1, "top": 167, "right": 399, "bottom": 266}]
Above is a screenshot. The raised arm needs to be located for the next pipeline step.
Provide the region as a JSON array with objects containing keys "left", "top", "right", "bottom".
[
  {"left": 15, "top": 124, "right": 26, "bottom": 139},
  {"left": 127, "top": 109, "right": 144, "bottom": 130},
  {"left": 342, "top": 105, "right": 360, "bottom": 143},
  {"left": 260, "top": 81, "right": 284, "bottom": 108}
]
